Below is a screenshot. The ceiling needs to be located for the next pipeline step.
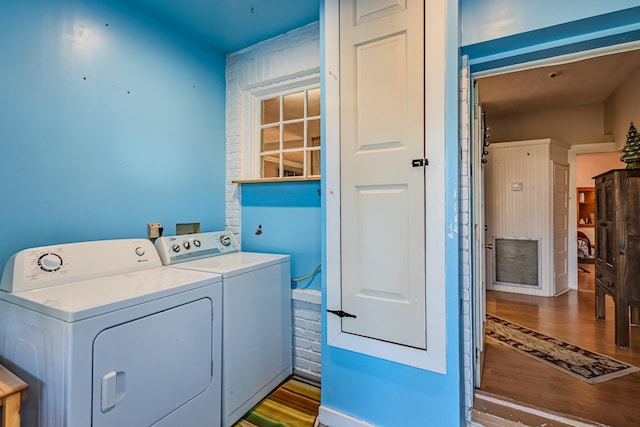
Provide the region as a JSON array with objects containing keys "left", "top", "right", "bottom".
[
  {"left": 477, "top": 49, "right": 640, "bottom": 117},
  {"left": 126, "top": 0, "right": 320, "bottom": 53}
]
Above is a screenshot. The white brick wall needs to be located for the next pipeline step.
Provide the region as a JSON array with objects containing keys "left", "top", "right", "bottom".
[
  {"left": 459, "top": 55, "right": 474, "bottom": 422},
  {"left": 225, "top": 22, "right": 320, "bottom": 239},
  {"left": 292, "top": 289, "right": 322, "bottom": 383}
]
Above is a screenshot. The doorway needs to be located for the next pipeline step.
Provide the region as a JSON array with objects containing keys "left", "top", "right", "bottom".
[{"left": 471, "top": 46, "right": 640, "bottom": 426}]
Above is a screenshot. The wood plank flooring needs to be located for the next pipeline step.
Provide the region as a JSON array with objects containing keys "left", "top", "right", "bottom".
[{"left": 479, "top": 265, "right": 640, "bottom": 427}]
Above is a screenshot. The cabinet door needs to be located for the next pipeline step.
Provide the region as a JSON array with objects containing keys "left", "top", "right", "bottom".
[
  {"left": 553, "top": 164, "right": 569, "bottom": 294},
  {"left": 596, "top": 175, "right": 615, "bottom": 267},
  {"left": 621, "top": 172, "right": 640, "bottom": 301}
]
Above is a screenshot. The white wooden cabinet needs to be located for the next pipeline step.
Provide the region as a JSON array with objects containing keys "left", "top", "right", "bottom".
[{"left": 485, "top": 138, "right": 569, "bottom": 296}]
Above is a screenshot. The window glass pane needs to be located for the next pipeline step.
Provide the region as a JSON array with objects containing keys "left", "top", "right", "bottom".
[
  {"left": 283, "top": 91, "right": 304, "bottom": 121},
  {"left": 261, "top": 97, "right": 280, "bottom": 125},
  {"left": 254, "top": 84, "right": 320, "bottom": 180},
  {"left": 307, "top": 150, "right": 321, "bottom": 176},
  {"left": 261, "top": 126, "right": 280, "bottom": 152},
  {"left": 307, "top": 88, "right": 320, "bottom": 117},
  {"left": 282, "top": 151, "right": 304, "bottom": 177},
  {"left": 308, "top": 119, "right": 321, "bottom": 147},
  {"left": 261, "top": 155, "right": 280, "bottom": 178},
  {"left": 283, "top": 122, "right": 304, "bottom": 150}
]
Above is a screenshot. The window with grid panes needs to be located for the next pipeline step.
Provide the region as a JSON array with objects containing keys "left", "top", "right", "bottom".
[{"left": 259, "top": 87, "right": 321, "bottom": 178}]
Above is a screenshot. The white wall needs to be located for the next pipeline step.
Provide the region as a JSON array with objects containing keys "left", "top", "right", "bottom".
[
  {"left": 487, "top": 103, "right": 612, "bottom": 145},
  {"left": 604, "top": 64, "right": 640, "bottom": 148},
  {"left": 459, "top": 55, "right": 475, "bottom": 419},
  {"left": 576, "top": 152, "right": 625, "bottom": 187}
]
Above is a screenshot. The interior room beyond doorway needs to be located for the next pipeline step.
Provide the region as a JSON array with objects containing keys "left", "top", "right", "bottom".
[{"left": 474, "top": 46, "right": 640, "bottom": 426}]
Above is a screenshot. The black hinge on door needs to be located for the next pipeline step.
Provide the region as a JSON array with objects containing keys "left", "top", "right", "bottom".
[
  {"left": 327, "top": 309, "right": 357, "bottom": 318},
  {"left": 412, "top": 158, "right": 429, "bottom": 167}
]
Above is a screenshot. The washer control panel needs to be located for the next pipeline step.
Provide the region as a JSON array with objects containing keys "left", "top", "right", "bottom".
[{"left": 154, "top": 231, "right": 240, "bottom": 265}]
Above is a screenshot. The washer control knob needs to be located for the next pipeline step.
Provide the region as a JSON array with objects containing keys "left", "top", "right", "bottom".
[
  {"left": 220, "top": 235, "right": 231, "bottom": 247},
  {"left": 194, "top": 240, "right": 201, "bottom": 247},
  {"left": 135, "top": 247, "right": 145, "bottom": 256},
  {"left": 38, "top": 253, "right": 63, "bottom": 272},
  {"left": 172, "top": 244, "right": 181, "bottom": 253},
  {"left": 183, "top": 241, "right": 191, "bottom": 250}
]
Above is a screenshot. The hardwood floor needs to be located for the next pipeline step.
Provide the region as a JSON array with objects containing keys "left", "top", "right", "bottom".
[{"left": 479, "top": 265, "right": 640, "bottom": 427}]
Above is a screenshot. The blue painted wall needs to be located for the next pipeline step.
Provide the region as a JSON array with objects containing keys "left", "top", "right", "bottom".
[
  {"left": 462, "top": 1, "right": 640, "bottom": 69},
  {"left": 240, "top": 181, "right": 322, "bottom": 291},
  {"left": 0, "top": 0, "right": 226, "bottom": 269},
  {"left": 462, "top": 0, "right": 640, "bottom": 47}
]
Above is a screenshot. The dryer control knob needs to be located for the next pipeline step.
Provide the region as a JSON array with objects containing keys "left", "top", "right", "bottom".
[
  {"left": 220, "top": 235, "right": 231, "bottom": 246},
  {"left": 183, "top": 241, "right": 191, "bottom": 249},
  {"left": 135, "top": 247, "right": 145, "bottom": 256},
  {"left": 194, "top": 240, "right": 201, "bottom": 247},
  {"left": 172, "top": 244, "right": 181, "bottom": 253},
  {"left": 38, "top": 253, "right": 63, "bottom": 272}
]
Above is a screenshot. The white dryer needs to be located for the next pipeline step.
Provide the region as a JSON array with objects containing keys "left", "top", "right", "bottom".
[
  {"left": 154, "top": 231, "right": 291, "bottom": 427},
  {"left": 0, "top": 238, "right": 222, "bottom": 427}
]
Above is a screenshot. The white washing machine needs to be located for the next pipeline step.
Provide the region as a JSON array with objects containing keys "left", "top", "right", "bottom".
[
  {"left": 154, "top": 231, "right": 291, "bottom": 427},
  {"left": 0, "top": 238, "right": 222, "bottom": 427}
]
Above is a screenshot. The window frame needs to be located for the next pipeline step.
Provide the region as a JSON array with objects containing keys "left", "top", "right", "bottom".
[{"left": 241, "top": 74, "right": 321, "bottom": 182}]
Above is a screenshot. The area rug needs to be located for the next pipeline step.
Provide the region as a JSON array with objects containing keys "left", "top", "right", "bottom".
[
  {"left": 233, "top": 377, "right": 321, "bottom": 427},
  {"left": 486, "top": 314, "right": 640, "bottom": 384}
]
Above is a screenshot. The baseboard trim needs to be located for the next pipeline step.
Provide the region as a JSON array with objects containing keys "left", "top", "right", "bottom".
[
  {"left": 318, "top": 405, "right": 377, "bottom": 427},
  {"left": 473, "top": 391, "right": 609, "bottom": 427}
]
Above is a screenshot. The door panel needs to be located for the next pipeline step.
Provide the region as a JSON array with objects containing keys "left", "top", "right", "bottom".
[
  {"left": 340, "top": 0, "right": 425, "bottom": 349},
  {"left": 554, "top": 163, "right": 570, "bottom": 294},
  {"left": 356, "top": 34, "right": 407, "bottom": 150},
  {"left": 473, "top": 92, "right": 486, "bottom": 386}
]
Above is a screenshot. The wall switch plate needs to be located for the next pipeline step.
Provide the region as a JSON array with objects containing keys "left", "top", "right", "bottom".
[{"left": 148, "top": 222, "right": 163, "bottom": 239}]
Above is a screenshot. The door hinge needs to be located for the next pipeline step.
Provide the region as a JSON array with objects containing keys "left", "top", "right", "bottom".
[
  {"left": 412, "top": 158, "right": 429, "bottom": 167},
  {"left": 327, "top": 309, "right": 357, "bottom": 319}
]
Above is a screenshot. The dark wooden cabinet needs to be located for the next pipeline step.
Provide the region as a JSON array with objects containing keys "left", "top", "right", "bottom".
[{"left": 594, "top": 169, "right": 640, "bottom": 347}]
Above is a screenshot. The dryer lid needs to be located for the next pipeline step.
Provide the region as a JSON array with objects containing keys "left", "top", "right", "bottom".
[{"left": 0, "top": 267, "right": 221, "bottom": 322}]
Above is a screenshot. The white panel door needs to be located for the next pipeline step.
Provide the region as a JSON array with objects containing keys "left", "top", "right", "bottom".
[
  {"left": 340, "top": 0, "right": 425, "bottom": 348},
  {"left": 553, "top": 163, "right": 569, "bottom": 294}
]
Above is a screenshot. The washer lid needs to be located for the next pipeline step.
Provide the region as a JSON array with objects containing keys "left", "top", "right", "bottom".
[
  {"left": 0, "top": 267, "right": 221, "bottom": 322},
  {"left": 169, "top": 252, "right": 289, "bottom": 277}
]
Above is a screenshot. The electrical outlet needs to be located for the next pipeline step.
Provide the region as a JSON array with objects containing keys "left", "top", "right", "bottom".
[{"left": 147, "top": 222, "right": 163, "bottom": 239}]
